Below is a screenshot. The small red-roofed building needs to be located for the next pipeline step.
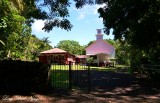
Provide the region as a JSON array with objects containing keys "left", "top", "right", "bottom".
[
  {"left": 75, "top": 55, "right": 87, "bottom": 64},
  {"left": 85, "top": 29, "right": 115, "bottom": 66},
  {"left": 39, "top": 48, "right": 75, "bottom": 64}
]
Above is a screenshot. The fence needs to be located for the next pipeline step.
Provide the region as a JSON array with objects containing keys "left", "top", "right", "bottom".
[
  {"left": 49, "top": 62, "right": 90, "bottom": 91},
  {"left": 141, "top": 64, "right": 160, "bottom": 79}
]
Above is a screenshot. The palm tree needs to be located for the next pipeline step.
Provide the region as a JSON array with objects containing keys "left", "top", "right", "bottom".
[{"left": 41, "top": 37, "right": 51, "bottom": 45}]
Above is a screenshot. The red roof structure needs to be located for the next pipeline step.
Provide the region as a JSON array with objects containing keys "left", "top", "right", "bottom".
[
  {"left": 76, "top": 55, "right": 87, "bottom": 59},
  {"left": 39, "top": 48, "right": 75, "bottom": 64},
  {"left": 75, "top": 55, "right": 87, "bottom": 64},
  {"left": 40, "top": 48, "right": 67, "bottom": 54}
]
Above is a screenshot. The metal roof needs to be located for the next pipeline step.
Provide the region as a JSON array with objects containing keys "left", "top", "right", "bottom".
[
  {"left": 86, "top": 40, "right": 115, "bottom": 55},
  {"left": 40, "top": 48, "right": 67, "bottom": 54}
]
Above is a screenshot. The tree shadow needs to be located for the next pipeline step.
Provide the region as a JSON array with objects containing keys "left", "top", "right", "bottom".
[
  {"left": 88, "top": 69, "right": 160, "bottom": 102},
  {"left": 0, "top": 66, "right": 160, "bottom": 102},
  {"left": 45, "top": 68, "right": 160, "bottom": 102}
]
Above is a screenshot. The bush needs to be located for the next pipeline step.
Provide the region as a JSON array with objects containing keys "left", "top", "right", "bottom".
[{"left": 0, "top": 59, "right": 50, "bottom": 93}]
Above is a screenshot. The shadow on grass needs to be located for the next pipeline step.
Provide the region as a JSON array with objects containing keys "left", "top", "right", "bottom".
[
  {"left": 50, "top": 70, "right": 69, "bottom": 89},
  {"left": 49, "top": 69, "right": 89, "bottom": 91}
]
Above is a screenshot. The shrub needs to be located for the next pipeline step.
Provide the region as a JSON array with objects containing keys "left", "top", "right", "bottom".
[{"left": 0, "top": 59, "right": 50, "bottom": 93}]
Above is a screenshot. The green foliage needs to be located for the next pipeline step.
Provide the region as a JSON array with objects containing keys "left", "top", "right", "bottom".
[
  {"left": 114, "top": 40, "right": 131, "bottom": 65},
  {"left": 0, "top": 40, "right": 5, "bottom": 45},
  {"left": 86, "top": 57, "right": 94, "bottom": 64},
  {"left": 32, "top": 0, "right": 73, "bottom": 32},
  {"left": 0, "top": 0, "right": 52, "bottom": 60},
  {"left": 0, "top": 0, "right": 78, "bottom": 60},
  {"left": 0, "top": 0, "right": 26, "bottom": 58},
  {"left": 104, "top": 39, "right": 131, "bottom": 65},
  {"left": 21, "top": 35, "right": 52, "bottom": 60},
  {"left": 97, "top": 0, "right": 160, "bottom": 60},
  {"left": 86, "top": 40, "right": 95, "bottom": 47},
  {"left": 0, "top": 23, "right": 52, "bottom": 60},
  {"left": 56, "top": 40, "right": 85, "bottom": 55},
  {"left": 97, "top": 0, "right": 160, "bottom": 49}
]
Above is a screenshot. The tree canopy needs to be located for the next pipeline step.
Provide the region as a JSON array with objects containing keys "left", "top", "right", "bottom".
[
  {"left": 56, "top": 40, "right": 85, "bottom": 55},
  {"left": 0, "top": 0, "right": 53, "bottom": 60},
  {"left": 97, "top": 0, "right": 160, "bottom": 50}
]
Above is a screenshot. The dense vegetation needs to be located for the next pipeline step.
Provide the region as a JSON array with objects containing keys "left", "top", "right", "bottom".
[
  {"left": 0, "top": 0, "right": 52, "bottom": 60},
  {"left": 0, "top": 60, "right": 49, "bottom": 93}
]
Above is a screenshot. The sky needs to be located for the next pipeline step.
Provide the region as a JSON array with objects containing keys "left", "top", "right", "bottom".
[{"left": 31, "top": 2, "right": 114, "bottom": 47}]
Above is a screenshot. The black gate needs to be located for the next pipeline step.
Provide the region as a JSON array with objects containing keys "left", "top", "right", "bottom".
[{"left": 49, "top": 62, "right": 90, "bottom": 91}]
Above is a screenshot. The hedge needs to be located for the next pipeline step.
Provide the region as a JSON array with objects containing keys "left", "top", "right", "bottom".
[{"left": 0, "top": 59, "right": 50, "bottom": 93}]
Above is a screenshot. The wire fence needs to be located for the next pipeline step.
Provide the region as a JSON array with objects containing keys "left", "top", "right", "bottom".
[
  {"left": 141, "top": 64, "right": 160, "bottom": 79},
  {"left": 49, "top": 62, "right": 90, "bottom": 92}
]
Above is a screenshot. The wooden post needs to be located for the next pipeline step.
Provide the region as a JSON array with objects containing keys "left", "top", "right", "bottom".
[
  {"left": 97, "top": 55, "right": 99, "bottom": 67},
  {"left": 69, "top": 61, "right": 72, "bottom": 89},
  {"left": 88, "top": 64, "right": 91, "bottom": 93}
]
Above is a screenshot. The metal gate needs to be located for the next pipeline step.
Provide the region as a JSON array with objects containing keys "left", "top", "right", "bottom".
[{"left": 49, "top": 62, "right": 90, "bottom": 91}]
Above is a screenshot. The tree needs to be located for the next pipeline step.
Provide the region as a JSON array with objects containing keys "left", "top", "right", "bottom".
[
  {"left": 0, "top": 0, "right": 26, "bottom": 58},
  {"left": 27, "top": 0, "right": 73, "bottom": 32},
  {"left": 96, "top": 0, "right": 160, "bottom": 55},
  {"left": 20, "top": 35, "right": 52, "bottom": 60},
  {"left": 0, "top": 0, "right": 72, "bottom": 36},
  {"left": 0, "top": 0, "right": 53, "bottom": 60},
  {"left": 56, "top": 40, "right": 85, "bottom": 55}
]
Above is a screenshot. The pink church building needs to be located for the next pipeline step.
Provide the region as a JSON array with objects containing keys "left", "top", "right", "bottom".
[{"left": 85, "top": 29, "right": 115, "bottom": 66}]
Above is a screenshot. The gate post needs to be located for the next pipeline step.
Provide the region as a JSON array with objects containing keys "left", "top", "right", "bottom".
[
  {"left": 69, "top": 61, "right": 72, "bottom": 89},
  {"left": 88, "top": 64, "right": 91, "bottom": 92},
  {"left": 48, "top": 63, "right": 53, "bottom": 91}
]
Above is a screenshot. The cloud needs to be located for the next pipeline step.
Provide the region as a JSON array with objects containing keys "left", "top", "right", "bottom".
[
  {"left": 71, "top": 4, "right": 106, "bottom": 20},
  {"left": 32, "top": 20, "right": 45, "bottom": 32},
  {"left": 77, "top": 13, "right": 85, "bottom": 20}
]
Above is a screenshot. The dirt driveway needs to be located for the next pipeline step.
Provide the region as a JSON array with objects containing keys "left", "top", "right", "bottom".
[{"left": 0, "top": 68, "right": 160, "bottom": 103}]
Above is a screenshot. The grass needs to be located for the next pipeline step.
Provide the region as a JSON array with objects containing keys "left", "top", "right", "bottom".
[
  {"left": 90, "top": 66, "right": 116, "bottom": 71},
  {"left": 50, "top": 64, "right": 88, "bottom": 70},
  {"left": 49, "top": 64, "right": 131, "bottom": 89},
  {"left": 50, "top": 70, "right": 69, "bottom": 89},
  {"left": 50, "top": 64, "right": 89, "bottom": 89}
]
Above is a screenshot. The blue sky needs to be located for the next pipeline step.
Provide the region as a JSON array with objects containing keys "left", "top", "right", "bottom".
[{"left": 32, "top": 3, "right": 114, "bottom": 47}]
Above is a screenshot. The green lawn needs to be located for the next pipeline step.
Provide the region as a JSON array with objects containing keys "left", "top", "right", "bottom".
[
  {"left": 50, "top": 64, "right": 88, "bottom": 70},
  {"left": 49, "top": 64, "right": 130, "bottom": 89},
  {"left": 50, "top": 70, "right": 69, "bottom": 89},
  {"left": 50, "top": 64, "right": 89, "bottom": 88}
]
